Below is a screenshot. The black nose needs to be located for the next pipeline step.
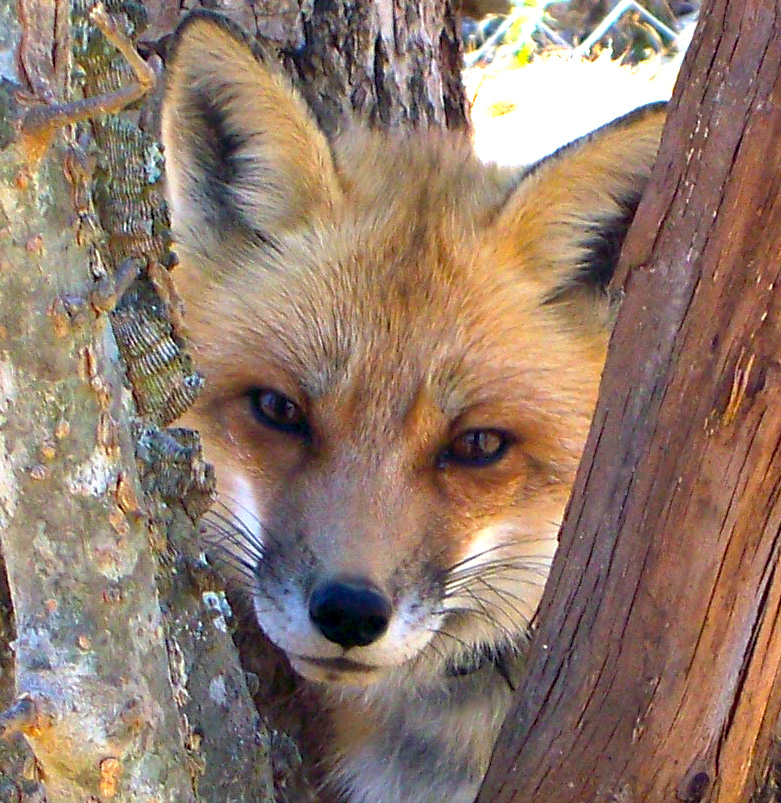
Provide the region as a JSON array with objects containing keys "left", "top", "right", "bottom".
[{"left": 309, "top": 578, "right": 392, "bottom": 649}]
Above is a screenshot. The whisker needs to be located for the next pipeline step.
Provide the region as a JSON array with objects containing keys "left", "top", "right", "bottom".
[
  {"left": 204, "top": 508, "right": 265, "bottom": 557},
  {"left": 211, "top": 493, "right": 287, "bottom": 556},
  {"left": 443, "top": 541, "right": 515, "bottom": 575},
  {"left": 420, "top": 632, "right": 449, "bottom": 663},
  {"left": 473, "top": 578, "right": 530, "bottom": 623},
  {"left": 426, "top": 627, "right": 474, "bottom": 656},
  {"left": 443, "top": 558, "right": 552, "bottom": 593},
  {"left": 201, "top": 533, "right": 261, "bottom": 578},
  {"left": 198, "top": 494, "right": 293, "bottom": 588}
]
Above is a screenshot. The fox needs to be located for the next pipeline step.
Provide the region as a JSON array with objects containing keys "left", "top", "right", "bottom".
[{"left": 161, "top": 12, "right": 665, "bottom": 803}]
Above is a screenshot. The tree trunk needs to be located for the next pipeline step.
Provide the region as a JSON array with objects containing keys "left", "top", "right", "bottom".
[
  {"left": 477, "top": 1, "right": 781, "bottom": 801},
  {"left": 0, "top": 1, "right": 279, "bottom": 799},
  {"left": 0, "top": 1, "right": 467, "bottom": 801}
]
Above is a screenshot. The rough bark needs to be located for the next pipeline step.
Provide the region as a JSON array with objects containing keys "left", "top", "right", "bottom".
[
  {"left": 0, "top": 77, "right": 198, "bottom": 803},
  {"left": 0, "top": 2, "right": 279, "bottom": 800},
  {"left": 477, "top": 1, "right": 781, "bottom": 801}
]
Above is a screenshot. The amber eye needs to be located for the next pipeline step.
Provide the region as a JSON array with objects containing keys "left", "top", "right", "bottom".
[
  {"left": 247, "top": 388, "right": 309, "bottom": 437},
  {"left": 438, "top": 429, "right": 511, "bottom": 468}
]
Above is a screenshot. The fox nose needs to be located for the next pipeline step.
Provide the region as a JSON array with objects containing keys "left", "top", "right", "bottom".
[{"left": 309, "top": 578, "right": 392, "bottom": 649}]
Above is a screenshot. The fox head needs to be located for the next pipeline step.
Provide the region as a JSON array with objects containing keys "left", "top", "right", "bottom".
[{"left": 162, "top": 13, "right": 664, "bottom": 689}]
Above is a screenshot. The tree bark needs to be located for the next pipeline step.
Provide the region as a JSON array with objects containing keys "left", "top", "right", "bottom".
[
  {"left": 281, "top": 0, "right": 469, "bottom": 135},
  {"left": 477, "top": 1, "right": 781, "bottom": 801},
  {"left": 0, "top": 50, "right": 199, "bottom": 803},
  {"left": 0, "top": 2, "right": 280, "bottom": 800}
]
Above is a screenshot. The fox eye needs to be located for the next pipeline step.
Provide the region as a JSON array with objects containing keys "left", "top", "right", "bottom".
[
  {"left": 247, "top": 388, "right": 309, "bottom": 436},
  {"left": 439, "top": 429, "right": 511, "bottom": 468}
]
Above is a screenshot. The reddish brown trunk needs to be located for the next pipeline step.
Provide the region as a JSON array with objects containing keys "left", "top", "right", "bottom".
[{"left": 478, "top": 1, "right": 781, "bottom": 801}]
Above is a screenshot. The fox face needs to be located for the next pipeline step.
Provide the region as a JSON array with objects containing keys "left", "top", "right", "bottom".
[{"left": 162, "top": 13, "right": 663, "bottom": 700}]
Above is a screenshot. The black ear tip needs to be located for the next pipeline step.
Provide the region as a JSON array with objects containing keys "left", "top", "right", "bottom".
[
  {"left": 579, "top": 186, "right": 647, "bottom": 292},
  {"left": 542, "top": 183, "right": 651, "bottom": 306}
]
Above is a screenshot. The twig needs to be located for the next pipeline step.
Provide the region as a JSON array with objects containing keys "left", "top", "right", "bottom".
[{"left": 22, "top": 3, "right": 155, "bottom": 139}]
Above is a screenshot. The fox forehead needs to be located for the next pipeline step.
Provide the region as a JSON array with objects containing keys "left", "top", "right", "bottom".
[{"left": 180, "top": 176, "right": 595, "bottom": 430}]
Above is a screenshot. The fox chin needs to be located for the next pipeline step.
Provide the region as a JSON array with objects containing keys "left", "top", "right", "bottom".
[{"left": 161, "top": 12, "right": 664, "bottom": 803}]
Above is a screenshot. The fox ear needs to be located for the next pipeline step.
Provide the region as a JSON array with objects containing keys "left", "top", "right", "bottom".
[
  {"left": 498, "top": 103, "right": 665, "bottom": 321},
  {"left": 162, "top": 12, "right": 341, "bottom": 258}
]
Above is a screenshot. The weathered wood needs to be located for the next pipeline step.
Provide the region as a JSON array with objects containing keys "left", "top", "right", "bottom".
[{"left": 477, "top": 1, "right": 781, "bottom": 801}]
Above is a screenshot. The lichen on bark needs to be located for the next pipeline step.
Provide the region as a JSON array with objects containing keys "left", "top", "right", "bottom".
[{"left": 0, "top": 1, "right": 284, "bottom": 799}]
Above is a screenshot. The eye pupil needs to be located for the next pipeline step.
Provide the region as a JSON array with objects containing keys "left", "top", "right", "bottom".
[
  {"left": 440, "top": 428, "right": 510, "bottom": 468},
  {"left": 249, "top": 388, "right": 308, "bottom": 436},
  {"left": 268, "top": 394, "right": 294, "bottom": 422}
]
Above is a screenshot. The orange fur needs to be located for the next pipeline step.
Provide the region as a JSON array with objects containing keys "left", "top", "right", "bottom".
[{"left": 162, "top": 13, "right": 664, "bottom": 803}]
